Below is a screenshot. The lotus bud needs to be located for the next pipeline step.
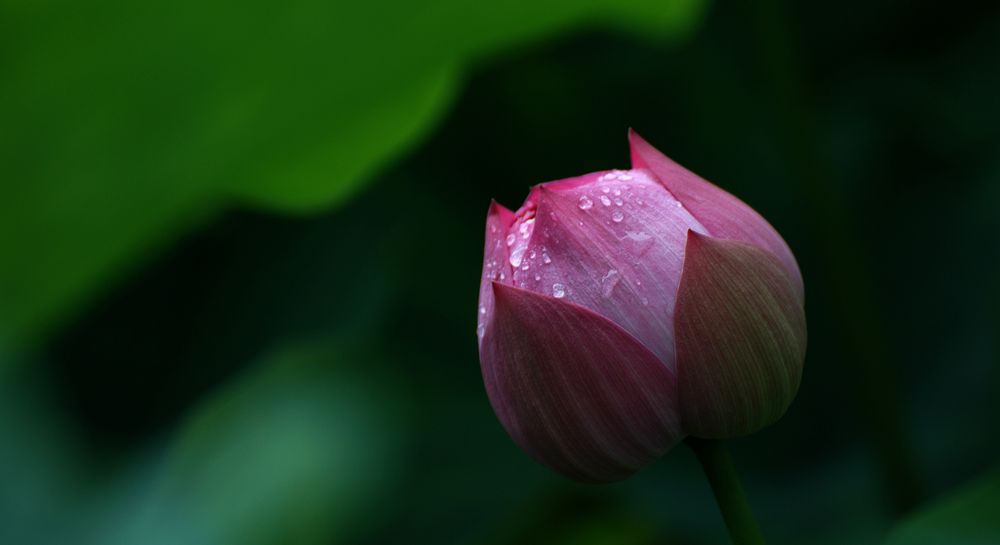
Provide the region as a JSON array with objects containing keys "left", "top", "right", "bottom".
[{"left": 476, "top": 130, "right": 806, "bottom": 482}]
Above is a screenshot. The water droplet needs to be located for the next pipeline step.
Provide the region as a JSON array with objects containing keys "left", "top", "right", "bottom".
[
  {"left": 624, "top": 230, "right": 653, "bottom": 255},
  {"left": 529, "top": 250, "right": 537, "bottom": 259},
  {"left": 614, "top": 197, "right": 623, "bottom": 206},
  {"left": 578, "top": 195, "right": 593, "bottom": 210},
  {"left": 641, "top": 297, "right": 649, "bottom": 306},
  {"left": 552, "top": 283, "right": 566, "bottom": 298},
  {"left": 600, "top": 270, "right": 620, "bottom": 297},
  {"left": 602, "top": 185, "right": 611, "bottom": 193},
  {"left": 676, "top": 201, "right": 683, "bottom": 208},
  {"left": 612, "top": 209, "right": 624, "bottom": 222},
  {"left": 520, "top": 218, "right": 535, "bottom": 239},
  {"left": 499, "top": 272, "right": 506, "bottom": 281},
  {"left": 490, "top": 225, "right": 497, "bottom": 233},
  {"left": 509, "top": 245, "right": 528, "bottom": 267},
  {"left": 534, "top": 273, "right": 541, "bottom": 281},
  {"left": 543, "top": 253, "right": 552, "bottom": 264},
  {"left": 600, "top": 195, "right": 612, "bottom": 206},
  {"left": 620, "top": 174, "right": 633, "bottom": 181},
  {"left": 479, "top": 305, "right": 486, "bottom": 315},
  {"left": 508, "top": 216, "right": 536, "bottom": 267},
  {"left": 636, "top": 198, "right": 644, "bottom": 206},
  {"left": 521, "top": 263, "right": 530, "bottom": 271},
  {"left": 613, "top": 188, "right": 622, "bottom": 196},
  {"left": 477, "top": 324, "right": 486, "bottom": 338}
]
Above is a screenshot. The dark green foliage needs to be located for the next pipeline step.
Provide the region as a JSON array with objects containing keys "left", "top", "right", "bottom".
[{"left": 1, "top": 1, "right": 999, "bottom": 544}]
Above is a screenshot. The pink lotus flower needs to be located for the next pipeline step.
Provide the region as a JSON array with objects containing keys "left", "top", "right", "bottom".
[{"left": 476, "top": 131, "right": 806, "bottom": 482}]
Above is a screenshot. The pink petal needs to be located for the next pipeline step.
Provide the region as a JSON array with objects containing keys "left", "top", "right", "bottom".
[
  {"left": 480, "top": 282, "right": 682, "bottom": 482},
  {"left": 629, "top": 129, "right": 804, "bottom": 302},
  {"left": 504, "top": 169, "right": 707, "bottom": 371},
  {"left": 675, "top": 231, "right": 807, "bottom": 438},
  {"left": 476, "top": 200, "right": 515, "bottom": 345}
]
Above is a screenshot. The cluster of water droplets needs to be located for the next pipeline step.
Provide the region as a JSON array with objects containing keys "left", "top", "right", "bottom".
[
  {"left": 479, "top": 200, "right": 571, "bottom": 338},
  {"left": 576, "top": 171, "right": 640, "bottom": 225},
  {"left": 480, "top": 170, "right": 686, "bottom": 339},
  {"left": 570, "top": 170, "right": 667, "bottom": 306}
]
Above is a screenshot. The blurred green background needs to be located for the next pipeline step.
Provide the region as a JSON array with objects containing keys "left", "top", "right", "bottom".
[{"left": 2, "top": 0, "right": 999, "bottom": 544}]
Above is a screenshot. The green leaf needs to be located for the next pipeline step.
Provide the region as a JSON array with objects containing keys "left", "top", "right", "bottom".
[
  {"left": 885, "top": 466, "right": 1000, "bottom": 545},
  {"left": 0, "top": 0, "right": 705, "bottom": 352},
  {"left": 99, "top": 343, "right": 403, "bottom": 545}
]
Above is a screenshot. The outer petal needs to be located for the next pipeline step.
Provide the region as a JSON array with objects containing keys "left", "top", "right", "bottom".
[
  {"left": 480, "top": 282, "right": 682, "bottom": 482},
  {"left": 507, "top": 169, "right": 707, "bottom": 370},
  {"left": 477, "top": 200, "right": 515, "bottom": 346},
  {"left": 629, "top": 129, "right": 804, "bottom": 302},
  {"left": 675, "top": 232, "right": 806, "bottom": 438}
]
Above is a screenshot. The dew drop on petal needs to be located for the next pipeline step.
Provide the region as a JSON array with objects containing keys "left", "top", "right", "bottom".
[
  {"left": 508, "top": 216, "right": 536, "bottom": 267},
  {"left": 600, "top": 195, "right": 612, "bottom": 206},
  {"left": 578, "top": 195, "right": 593, "bottom": 210},
  {"left": 477, "top": 324, "right": 486, "bottom": 338},
  {"left": 552, "top": 283, "right": 566, "bottom": 298},
  {"left": 612, "top": 209, "right": 624, "bottom": 222},
  {"left": 534, "top": 273, "right": 541, "bottom": 281},
  {"left": 509, "top": 246, "right": 527, "bottom": 268},
  {"left": 543, "top": 253, "right": 552, "bottom": 264},
  {"left": 602, "top": 186, "right": 611, "bottom": 193},
  {"left": 519, "top": 218, "right": 535, "bottom": 239},
  {"left": 624, "top": 230, "right": 653, "bottom": 256},
  {"left": 614, "top": 197, "right": 623, "bottom": 206},
  {"left": 600, "top": 269, "right": 621, "bottom": 298},
  {"left": 613, "top": 188, "right": 622, "bottom": 196},
  {"left": 479, "top": 305, "right": 486, "bottom": 315}
]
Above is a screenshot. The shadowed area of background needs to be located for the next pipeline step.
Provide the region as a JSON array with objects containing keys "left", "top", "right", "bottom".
[{"left": 1, "top": 1, "right": 998, "bottom": 544}]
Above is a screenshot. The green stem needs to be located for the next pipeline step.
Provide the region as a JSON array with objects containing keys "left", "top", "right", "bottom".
[{"left": 686, "top": 437, "right": 766, "bottom": 545}]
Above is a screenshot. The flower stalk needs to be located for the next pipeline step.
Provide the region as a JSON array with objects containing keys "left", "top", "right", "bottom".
[{"left": 686, "top": 437, "right": 766, "bottom": 545}]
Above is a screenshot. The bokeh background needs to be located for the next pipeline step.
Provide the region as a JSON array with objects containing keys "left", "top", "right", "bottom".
[{"left": 2, "top": 0, "right": 999, "bottom": 544}]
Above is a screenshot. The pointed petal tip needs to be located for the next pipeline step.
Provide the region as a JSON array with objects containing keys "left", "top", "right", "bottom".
[
  {"left": 488, "top": 198, "right": 512, "bottom": 216},
  {"left": 490, "top": 279, "right": 504, "bottom": 297},
  {"left": 628, "top": 128, "right": 657, "bottom": 170},
  {"left": 491, "top": 279, "right": 553, "bottom": 307},
  {"left": 487, "top": 199, "right": 516, "bottom": 229},
  {"left": 685, "top": 228, "right": 707, "bottom": 243}
]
